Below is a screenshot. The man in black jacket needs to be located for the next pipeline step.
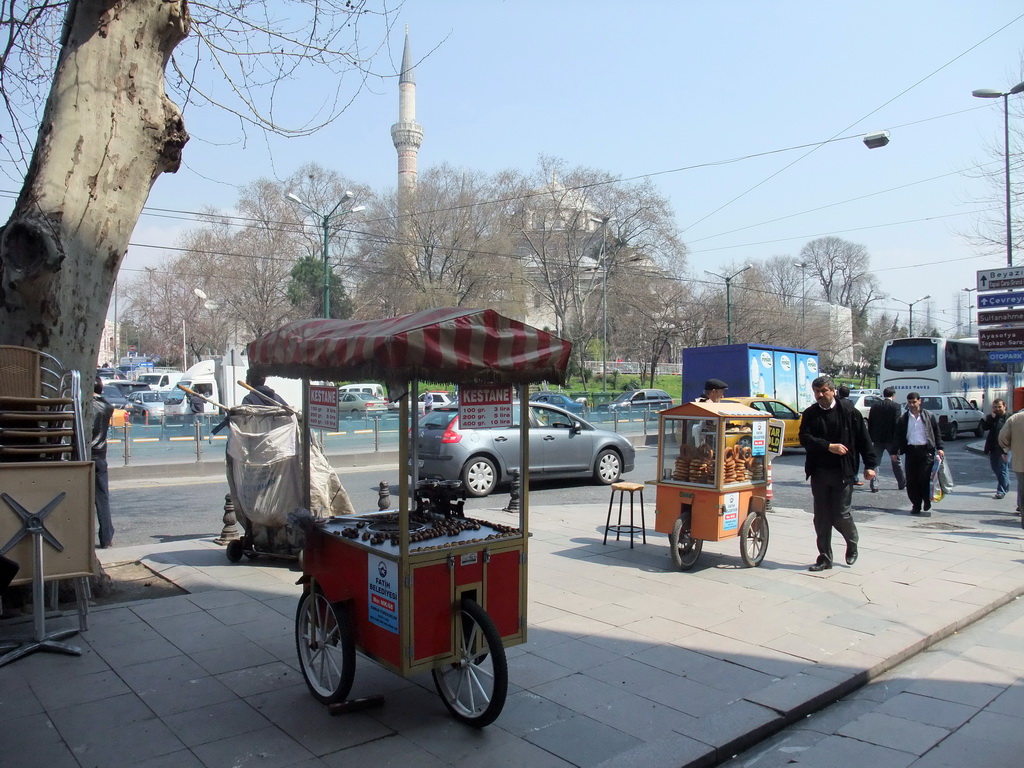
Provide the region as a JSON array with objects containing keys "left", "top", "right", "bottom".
[
  {"left": 799, "top": 376, "right": 877, "bottom": 571},
  {"left": 981, "top": 399, "right": 1009, "bottom": 499},
  {"left": 90, "top": 376, "right": 115, "bottom": 548},
  {"left": 895, "top": 392, "right": 945, "bottom": 515},
  {"left": 867, "top": 387, "right": 906, "bottom": 492}
]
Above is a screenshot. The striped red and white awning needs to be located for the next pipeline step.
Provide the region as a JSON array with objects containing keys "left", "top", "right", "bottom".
[{"left": 247, "top": 308, "right": 571, "bottom": 387}]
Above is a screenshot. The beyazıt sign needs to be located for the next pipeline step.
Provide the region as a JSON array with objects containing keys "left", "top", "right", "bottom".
[
  {"left": 977, "top": 267, "right": 1024, "bottom": 292},
  {"left": 459, "top": 384, "right": 515, "bottom": 428},
  {"left": 307, "top": 385, "right": 338, "bottom": 430}
]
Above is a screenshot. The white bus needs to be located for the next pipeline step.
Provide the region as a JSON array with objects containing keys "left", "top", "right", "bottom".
[{"left": 879, "top": 337, "right": 1016, "bottom": 406}]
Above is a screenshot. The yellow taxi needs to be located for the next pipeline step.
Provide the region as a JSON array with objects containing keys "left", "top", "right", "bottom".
[{"left": 723, "top": 396, "right": 802, "bottom": 449}]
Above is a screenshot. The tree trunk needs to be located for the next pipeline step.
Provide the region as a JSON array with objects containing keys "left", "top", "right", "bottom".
[{"left": 0, "top": 0, "right": 190, "bottom": 377}]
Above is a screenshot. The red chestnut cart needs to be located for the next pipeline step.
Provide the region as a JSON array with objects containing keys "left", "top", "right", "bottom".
[{"left": 247, "top": 308, "right": 571, "bottom": 727}]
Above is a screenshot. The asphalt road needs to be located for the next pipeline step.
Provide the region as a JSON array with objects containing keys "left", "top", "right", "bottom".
[{"left": 108, "top": 440, "right": 1009, "bottom": 550}]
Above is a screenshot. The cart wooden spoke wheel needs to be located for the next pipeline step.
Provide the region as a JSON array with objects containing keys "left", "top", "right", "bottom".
[
  {"left": 670, "top": 513, "right": 703, "bottom": 571},
  {"left": 295, "top": 589, "right": 355, "bottom": 704},
  {"left": 739, "top": 510, "right": 769, "bottom": 567},
  {"left": 431, "top": 597, "right": 508, "bottom": 727}
]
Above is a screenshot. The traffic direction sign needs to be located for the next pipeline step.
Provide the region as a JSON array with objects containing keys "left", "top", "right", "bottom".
[
  {"left": 976, "top": 291, "right": 1024, "bottom": 309},
  {"left": 988, "top": 350, "right": 1024, "bottom": 363},
  {"left": 977, "top": 267, "right": 1024, "bottom": 292},
  {"left": 979, "top": 327, "right": 1024, "bottom": 350},
  {"left": 978, "top": 308, "right": 1024, "bottom": 326}
]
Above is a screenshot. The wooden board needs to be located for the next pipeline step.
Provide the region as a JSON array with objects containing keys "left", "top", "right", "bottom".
[{"left": 0, "top": 462, "right": 95, "bottom": 585}]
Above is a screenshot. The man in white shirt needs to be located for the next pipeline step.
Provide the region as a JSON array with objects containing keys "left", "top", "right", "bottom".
[{"left": 895, "top": 392, "right": 944, "bottom": 515}]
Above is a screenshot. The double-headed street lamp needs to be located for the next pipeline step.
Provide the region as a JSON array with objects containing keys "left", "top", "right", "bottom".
[
  {"left": 793, "top": 261, "right": 810, "bottom": 333},
  {"left": 895, "top": 294, "right": 930, "bottom": 336},
  {"left": 962, "top": 287, "right": 977, "bottom": 336},
  {"left": 287, "top": 191, "right": 365, "bottom": 318},
  {"left": 590, "top": 215, "right": 612, "bottom": 391},
  {"left": 705, "top": 264, "right": 753, "bottom": 344},
  {"left": 972, "top": 81, "right": 1024, "bottom": 267}
]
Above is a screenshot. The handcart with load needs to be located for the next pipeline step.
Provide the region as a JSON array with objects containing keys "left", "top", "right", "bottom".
[
  {"left": 246, "top": 308, "right": 571, "bottom": 727},
  {"left": 176, "top": 383, "right": 356, "bottom": 563}
]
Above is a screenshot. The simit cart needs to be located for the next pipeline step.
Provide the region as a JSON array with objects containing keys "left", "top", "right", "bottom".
[
  {"left": 246, "top": 308, "right": 571, "bottom": 727},
  {"left": 652, "top": 400, "right": 784, "bottom": 570}
]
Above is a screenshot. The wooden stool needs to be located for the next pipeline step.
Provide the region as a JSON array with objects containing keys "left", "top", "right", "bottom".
[{"left": 603, "top": 481, "right": 646, "bottom": 548}]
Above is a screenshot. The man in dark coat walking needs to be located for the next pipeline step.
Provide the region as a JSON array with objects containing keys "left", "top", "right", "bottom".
[
  {"left": 867, "top": 387, "right": 906, "bottom": 492},
  {"left": 799, "top": 375, "right": 877, "bottom": 571},
  {"left": 895, "top": 392, "right": 944, "bottom": 515}
]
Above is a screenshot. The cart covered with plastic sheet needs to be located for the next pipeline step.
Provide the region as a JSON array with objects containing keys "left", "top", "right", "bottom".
[{"left": 224, "top": 403, "right": 355, "bottom": 561}]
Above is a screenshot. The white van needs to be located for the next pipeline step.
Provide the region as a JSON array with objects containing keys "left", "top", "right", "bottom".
[
  {"left": 136, "top": 371, "right": 183, "bottom": 391},
  {"left": 338, "top": 382, "right": 386, "bottom": 401}
]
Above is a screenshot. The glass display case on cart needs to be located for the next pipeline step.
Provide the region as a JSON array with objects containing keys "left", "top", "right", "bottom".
[{"left": 652, "top": 400, "right": 783, "bottom": 571}]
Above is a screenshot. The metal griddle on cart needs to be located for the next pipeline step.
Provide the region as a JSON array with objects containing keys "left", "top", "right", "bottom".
[{"left": 247, "top": 308, "right": 571, "bottom": 727}]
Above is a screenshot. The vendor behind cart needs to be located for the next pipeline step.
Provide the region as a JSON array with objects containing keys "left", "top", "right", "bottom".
[{"left": 242, "top": 370, "right": 288, "bottom": 406}]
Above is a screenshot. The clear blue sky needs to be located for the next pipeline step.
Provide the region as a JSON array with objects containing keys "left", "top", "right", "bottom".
[{"left": 122, "top": 1, "right": 1024, "bottom": 334}]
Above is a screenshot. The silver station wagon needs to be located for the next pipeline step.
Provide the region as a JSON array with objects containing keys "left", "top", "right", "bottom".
[{"left": 415, "top": 402, "right": 636, "bottom": 497}]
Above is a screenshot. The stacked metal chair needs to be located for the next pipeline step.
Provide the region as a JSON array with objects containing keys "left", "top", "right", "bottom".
[{"left": 0, "top": 346, "right": 91, "bottom": 666}]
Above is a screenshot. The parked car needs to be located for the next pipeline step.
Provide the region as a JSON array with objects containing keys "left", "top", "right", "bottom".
[
  {"left": 418, "top": 391, "right": 455, "bottom": 413},
  {"left": 915, "top": 394, "right": 984, "bottom": 440},
  {"left": 339, "top": 382, "right": 387, "bottom": 401},
  {"left": 100, "top": 385, "right": 130, "bottom": 428},
  {"left": 416, "top": 402, "right": 636, "bottom": 497},
  {"left": 96, "top": 367, "right": 127, "bottom": 382},
  {"left": 339, "top": 392, "right": 388, "bottom": 419},
  {"left": 135, "top": 371, "right": 183, "bottom": 391},
  {"left": 603, "top": 388, "right": 674, "bottom": 414},
  {"left": 723, "top": 396, "right": 803, "bottom": 449},
  {"left": 125, "top": 389, "right": 169, "bottom": 422},
  {"left": 847, "top": 392, "right": 883, "bottom": 419},
  {"left": 105, "top": 380, "right": 152, "bottom": 399},
  {"left": 163, "top": 380, "right": 216, "bottom": 422},
  {"left": 529, "top": 391, "right": 586, "bottom": 415}
]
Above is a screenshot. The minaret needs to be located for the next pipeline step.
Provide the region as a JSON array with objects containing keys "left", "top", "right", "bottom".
[{"left": 391, "top": 28, "right": 423, "bottom": 213}]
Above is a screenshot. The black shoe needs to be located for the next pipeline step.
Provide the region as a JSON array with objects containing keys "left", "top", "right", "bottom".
[
  {"left": 869, "top": 478, "right": 878, "bottom": 493},
  {"left": 898, "top": 483, "right": 906, "bottom": 491},
  {"left": 808, "top": 559, "right": 832, "bottom": 572},
  {"left": 845, "top": 546, "right": 858, "bottom": 566},
  {"left": 924, "top": 499, "right": 931, "bottom": 511},
  {"left": 911, "top": 508, "right": 921, "bottom": 515}
]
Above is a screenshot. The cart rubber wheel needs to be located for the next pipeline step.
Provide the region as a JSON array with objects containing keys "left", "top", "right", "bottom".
[
  {"left": 295, "top": 590, "right": 355, "bottom": 705},
  {"left": 670, "top": 514, "right": 702, "bottom": 571},
  {"left": 431, "top": 597, "right": 508, "bottom": 727},
  {"left": 226, "top": 538, "right": 244, "bottom": 563},
  {"left": 739, "top": 511, "right": 769, "bottom": 568},
  {"left": 461, "top": 456, "right": 498, "bottom": 497}
]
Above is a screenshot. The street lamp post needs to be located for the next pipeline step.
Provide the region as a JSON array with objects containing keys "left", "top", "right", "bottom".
[
  {"left": 590, "top": 215, "right": 612, "bottom": 392},
  {"left": 287, "top": 191, "right": 365, "bottom": 318},
  {"left": 972, "top": 82, "right": 1024, "bottom": 267},
  {"left": 962, "top": 287, "right": 977, "bottom": 336},
  {"left": 793, "top": 261, "right": 809, "bottom": 334},
  {"left": 705, "top": 265, "right": 754, "bottom": 344},
  {"left": 895, "top": 294, "right": 931, "bottom": 336}
]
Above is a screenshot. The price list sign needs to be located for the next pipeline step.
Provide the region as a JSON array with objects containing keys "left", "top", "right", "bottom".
[
  {"left": 459, "top": 385, "right": 515, "bottom": 428},
  {"left": 308, "top": 385, "right": 338, "bottom": 430}
]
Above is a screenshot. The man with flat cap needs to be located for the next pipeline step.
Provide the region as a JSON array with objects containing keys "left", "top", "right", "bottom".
[{"left": 699, "top": 378, "right": 728, "bottom": 403}]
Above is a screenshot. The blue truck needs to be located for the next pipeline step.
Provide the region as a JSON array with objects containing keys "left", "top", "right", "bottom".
[{"left": 682, "top": 344, "right": 819, "bottom": 412}]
